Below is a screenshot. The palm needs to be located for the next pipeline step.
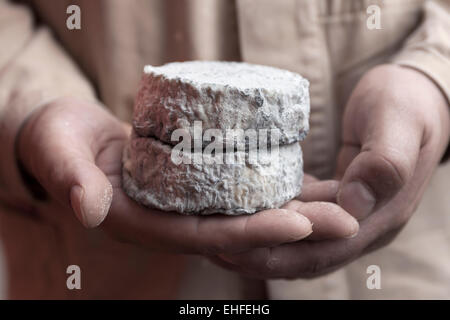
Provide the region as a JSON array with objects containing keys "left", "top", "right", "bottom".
[{"left": 59, "top": 103, "right": 316, "bottom": 254}]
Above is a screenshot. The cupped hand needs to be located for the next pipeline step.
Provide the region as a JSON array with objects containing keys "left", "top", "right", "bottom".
[
  {"left": 213, "top": 64, "right": 450, "bottom": 278},
  {"left": 17, "top": 97, "right": 357, "bottom": 256}
]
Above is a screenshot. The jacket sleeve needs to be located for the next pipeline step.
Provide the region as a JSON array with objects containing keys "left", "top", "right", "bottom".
[
  {"left": 390, "top": 0, "right": 450, "bottom": 162},
  {"left": 0, "top": 0, "right": 97, "bottom": 207}
]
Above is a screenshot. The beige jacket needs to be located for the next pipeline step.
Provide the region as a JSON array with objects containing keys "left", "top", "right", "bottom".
[{"left": 0, "top": 0, "right": 449, "bottom": 299}]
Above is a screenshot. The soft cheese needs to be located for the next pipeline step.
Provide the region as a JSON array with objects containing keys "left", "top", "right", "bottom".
[
  {"left": 123, "top": 131, "right": 304, "bottom": 215},
  {"left": 133, "top": 61, "right": 310, "bottom": 146},
  {"left": 124, "top": 61, "right": 310, "bottom": 215}
]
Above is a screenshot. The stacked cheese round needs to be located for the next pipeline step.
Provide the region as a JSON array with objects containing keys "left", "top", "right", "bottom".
[{"left": 123, "top": 61, "right": 310, "bottom": 215}]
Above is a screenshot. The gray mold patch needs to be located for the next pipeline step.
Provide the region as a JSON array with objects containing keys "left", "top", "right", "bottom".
[{"left": 133, "top": 61, "right": 310, "bottom": 146}]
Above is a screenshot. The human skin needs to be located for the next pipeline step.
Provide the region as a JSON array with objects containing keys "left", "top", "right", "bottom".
[
  {"left": 213, "top": 64, "right": 450, "bottom": 278},
  {"left": 16, "top": 99, "right": 357, "bottom": 256},
  {"left": 15, "top": 64, "right": 449, "bottom": 279}
]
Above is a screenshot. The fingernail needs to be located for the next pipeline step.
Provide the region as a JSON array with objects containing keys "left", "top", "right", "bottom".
[
  {"left": 345, "top": 219, "right": 360, "bottom": 239},
  {"left": 70, "top": 185, "right": 89, "bottom": 228},
  {"left": 71, "top": 184, "right": 112, "bottom": 228},
  {"left": 338, "top": 182, "right": 376, "bottom": 220},
  {"left": 278, "top": 209, "right": 313, "bottom": 241}
]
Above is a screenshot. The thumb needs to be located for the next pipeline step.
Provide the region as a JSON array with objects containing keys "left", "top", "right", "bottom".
[
  {"left": 68, "top": 160, "right": 113, "bottom": 228},
  {"left": 337, "top": 103, "right": 422, "bottom": 220},
  {"left": 18, "top": 100, "right": 114, "bottom": 228}
]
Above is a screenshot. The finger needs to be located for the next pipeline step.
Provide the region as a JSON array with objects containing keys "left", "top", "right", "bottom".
[
  {"left": 303, "top": 174, "right": 319, "bottom": 184},
  {"left": 334, "top": 144, "right": 359, "bottom": 180},
  {"left": 217, "top": 239, "right": 354, "bottom": 279},
  {"left": 105, "top": 191, "right": 313, "bottom": 254},
  {"left": 216, "top": 197, "right": 406, "bottom": 279},
  {"left": 217, "top": 218, "right": 372, "bottom": 279},
  {"left": 297, "top": 180, "right": 339, "bottom": 203},
  {"left": 282, "top": 200, "right": 359, "bottom": 240},
  {"left": 337, "top": 98, "right": 422, "bottom": 220},
  {"left": 18, "top": 98, "right": 122, "bottom": 228}
]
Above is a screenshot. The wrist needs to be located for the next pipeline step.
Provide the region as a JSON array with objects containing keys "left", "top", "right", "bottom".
[
  {"left": 387, "top": 63, "right": 450, "bottom": 162},
  {"left": 15, "top": 101, "right": 52, "bottom": 201},
  {"left": 389, "top": 64, "right": 450, "bottom": 162}
]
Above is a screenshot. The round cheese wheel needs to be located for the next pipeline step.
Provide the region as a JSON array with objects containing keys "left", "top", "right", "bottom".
[
  {"left": 133, "top": 61, "right": 310, "bottom": 146},
  {"left": 123, "top": 132, "right": 304, "bottom": 215}
]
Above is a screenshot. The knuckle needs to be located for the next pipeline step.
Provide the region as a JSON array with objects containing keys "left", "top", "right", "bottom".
[
  {"left": 301, "top": 255, "right": 331, "bottom": 278},
  {"left": 247, "top": 248, "right": 280, "bottom": 279},
  {"left": 375, "top": 150, "right": 410, "bottom": 187},
  {"left": 359, "top": 149, "right": 412, "bottom": 197},
  {"left": 264, "top": 248, "right": 280, "bottom": 272}
]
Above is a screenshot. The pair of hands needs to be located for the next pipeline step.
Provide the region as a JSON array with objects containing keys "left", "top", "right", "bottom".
[{"left": 17, "top": 64, "right": 450, "bottom": 279}]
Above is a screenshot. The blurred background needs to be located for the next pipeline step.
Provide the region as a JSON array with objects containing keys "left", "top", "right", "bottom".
[
  {"left": 0, "top": 0, "right": 449, "bottom": 299},
  {"left": 0, "top": 244, "right": 5, "bottom": 298}
]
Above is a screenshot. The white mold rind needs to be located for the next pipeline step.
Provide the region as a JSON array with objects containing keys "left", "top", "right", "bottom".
[
  {"left": 133, "top": 61, "right": 310, "bottom": 146},
  {"left": 122, "top": 132, "right": 304, "bottom": 215}
]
